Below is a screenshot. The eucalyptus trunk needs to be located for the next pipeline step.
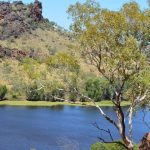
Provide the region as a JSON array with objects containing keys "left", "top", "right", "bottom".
[{"left": 115, "top": 94, "right": 134, "bottom": 150}]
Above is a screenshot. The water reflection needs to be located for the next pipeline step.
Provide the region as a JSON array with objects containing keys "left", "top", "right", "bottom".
[{"left": 49, "top": 105, "right": 65, "bottom": 110}]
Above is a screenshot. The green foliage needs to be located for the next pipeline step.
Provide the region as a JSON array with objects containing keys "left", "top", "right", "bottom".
[
  {"left": 68, "top": 0, "right": 101, "bottom": 33},
  {"left": 91, "top": 142, "right": 125, "bottom": 150},
  {"left": 12, "top": 94, "right": 18, "bottom": 99},
  {"left": 0, "top": 85, "right": 7, "bottom": 100},
  {"left": 121, "top": 2, "right": 150, "bottom": 47},
  {"left": 46, "top": 52, "right": 81, "bottom": 101},
  {"left": 85, "top": 77, "right": 112, "bottom": 101},
  {"left": 26, "top": 81, "right": 65, "bottom": 101},
  {"left": 45, "top": 82, "right": 65, "bottom": 101},
  {"left": 91, "top": 142, "right": 138, "bottom": 150},
  {"left": 46, "top": 52, "right": 80, "bottom": 73},
  {"left": 69, "top": 92, "right": 77, "bottom": 102},
  {"left": 51, "top": 89, "right": 65, "bottom": 99},
  {"left": 22, "top": 58, "right": 41, "bottom": 80},
  {"left": 26, "top": 84, "right": 45, "bottom": 101},
  {"left": 79, "top": 96, "right": 87, "bottom": 102},
  {"left": 11, "top": 76, "right": 27, "bottom": 95},
  {"left": 68, "top": 0, "right": 150, "bottom": 104},
  {"left": 125, "top": 66, "right": 150, "bottom": 105}
]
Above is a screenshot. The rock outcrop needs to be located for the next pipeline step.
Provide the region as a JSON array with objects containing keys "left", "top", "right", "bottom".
[
  {"left": 139, "top": 132, "right": 150, "bottom": 150},
  {"left": 0, "top": 0, "right": 43, "bottom": 39},
  {"left": 0, "top": 46, "right": 27, "bottom": 60},
  {"left": 30, "top": 0, "right": 43, "bottom": 21}
]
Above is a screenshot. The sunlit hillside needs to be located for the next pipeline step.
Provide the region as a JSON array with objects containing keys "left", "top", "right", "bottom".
[{"left": 0, "top": 1, "right": 97, "bottom": 100}]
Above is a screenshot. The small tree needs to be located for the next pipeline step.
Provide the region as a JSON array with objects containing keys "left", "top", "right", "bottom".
[
  {"left": 85, "top": 77, "right": 111, "bottom": 101},
  {"left": 0, "top": 85, "right": 7, "bottom": 100},
  {"left": 26, "top": 83, "right": 45, "bottom": 101},
  {"left": 68, "top": 1, "right": 150, "bottom": 149},
  {"left": 46, "top": 52, "right": 80, "bottom": 101}
]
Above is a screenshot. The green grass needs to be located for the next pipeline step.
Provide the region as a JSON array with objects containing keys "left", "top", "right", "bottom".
[
  {"left": 95, "top": 101, "right": 131, "bottom": 107},
  {"left": 0, "top": 100, "right": 131, "bottom": 107}
]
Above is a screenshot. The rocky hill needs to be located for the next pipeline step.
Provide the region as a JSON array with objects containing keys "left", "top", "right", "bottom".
[
  {"left": 0, "top": 0, "right": 73, "bottom": 60},
  {"left": 0, "top": 0, "right": 96, "bottom": 100},
  {"left": 0, "top": 0, "right": 43, "bottom": 39}
]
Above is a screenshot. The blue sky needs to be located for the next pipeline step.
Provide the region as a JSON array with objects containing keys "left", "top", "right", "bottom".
[{"left": 2, "top": 0, "right": 149, "bottom": 29}]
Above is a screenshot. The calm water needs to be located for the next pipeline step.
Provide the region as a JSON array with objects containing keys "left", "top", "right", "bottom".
[{"left": 0, "top": 106, "right": 150, "bottom": 150}]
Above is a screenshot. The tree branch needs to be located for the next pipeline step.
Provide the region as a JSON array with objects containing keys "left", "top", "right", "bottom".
[
  {"left": 93, "top": 122, "right": 114, "bottom": 142},
  {"left": 74, "top": 88, "right": 119, "bottom": 130},
  {"left": 97, "top": 137, "right": 128, "bottom": 149}
]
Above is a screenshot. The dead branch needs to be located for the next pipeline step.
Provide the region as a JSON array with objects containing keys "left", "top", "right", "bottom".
[
  {"left": 74, "top": 88, "right": 119, "bottom": 130},
  {"left": 93, "top": 122, "right": 114, "bottom": 142}
]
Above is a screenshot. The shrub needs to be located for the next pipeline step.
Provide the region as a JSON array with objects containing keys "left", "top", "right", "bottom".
[
  {"left": 44, "top": 89, "right": 65, "bottom": 102},
  {"left": 69, "top": 92, "right": 77, "bottom": 102},
  {"left": 91, "top": 142, "right": 126, "bottom": 150},
  {"left": 91, "top": 142, "right": 138, "bottom": 150},
  {"left": 12, "top": 94, "right": 18, "bottom": 99},
  {"left": 85, "top": 78, "right": 112, "bottom": 101},
  {"left": 26, "top": 84, "right": 45, "bottom": 101},
  {"left": 44, "top": 92, "right": 54, "bottom": 101},
  {"left": 46, "top": 52, "right": 80, "bottom": 74},
  {"left": 26, "top": 82, "right": 65, "bottom": 101},
  {"left": 52, "top": 89, "right": 65, "bottom": 99},
  {"left": 0, "top": 85, "right": 7, "bottom": 100},
  {"left": 80, "top": 96, "right": 87, "bottom": 102}
]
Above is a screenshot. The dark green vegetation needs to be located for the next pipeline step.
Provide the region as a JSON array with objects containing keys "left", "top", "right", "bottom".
[
  {"left": 0, "top": 85, "right": 7, "bottom": 100},
  {"left": 91, "top": 142, "right": 138, "bottom": 150},
  {"left": 85, "top": 78, "right": 111, "bottom": 101}
]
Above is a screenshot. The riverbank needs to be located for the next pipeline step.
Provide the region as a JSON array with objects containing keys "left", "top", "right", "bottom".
[{"left": 0, "top": 100, "right": 131, "bottom": 107}]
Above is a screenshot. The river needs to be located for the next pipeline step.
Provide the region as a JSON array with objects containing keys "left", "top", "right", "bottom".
[{"left": 0, "top": 106, "right": 149, "bottom": 150}]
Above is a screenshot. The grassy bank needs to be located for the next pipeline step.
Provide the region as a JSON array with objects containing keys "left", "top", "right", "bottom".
[{"left": 0, "top": 100, "right": 131, "bottom": 107}]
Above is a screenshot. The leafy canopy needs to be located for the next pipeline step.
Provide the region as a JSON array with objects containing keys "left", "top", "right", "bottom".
[{"left": 68, "top": 0, "right": 150, "bottom": 103}]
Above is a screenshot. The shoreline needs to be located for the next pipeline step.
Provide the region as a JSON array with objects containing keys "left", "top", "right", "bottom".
[{"left": 0, "top": 100, "right": 131, "bottom": 107}]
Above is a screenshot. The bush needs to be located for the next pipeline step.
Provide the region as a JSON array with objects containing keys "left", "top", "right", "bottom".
[
  {"left": 51, "top": 88, "right": 65, "bottom": 99},
  {"left": 85, "top": 78, "right": 112, "bottom": 101},
  {"left": 26, "top": 82, "right": 65, "bottom": 101},
  {"left": 91, "top": 142, "right": 138, "bottom": 150},
  {"left": 46, "top": 52, "right": 80, "bottom": 73},
  {"left": 44, "top": 92, "right": 54, "bottom": 101},
  {"left": 44, "top": 89, "right": 65, "bottom": 102},
  {"left": 69, "top": 92, "right": 77, "bottom": 102},
  {"left": 79, "top": 96, "right": 87, "bottom": 102},
  {"left": 12, "top": 94, "right": 18, "bottom": 99},
  {"left": 91, "top": 142, "right": 126, "bottom": 150},
  {"left": 0, "top": 85, "right": 7, "bottom": 100},
  {"left": 26, "top": 84, "right": 45, "bottom": 101}
]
